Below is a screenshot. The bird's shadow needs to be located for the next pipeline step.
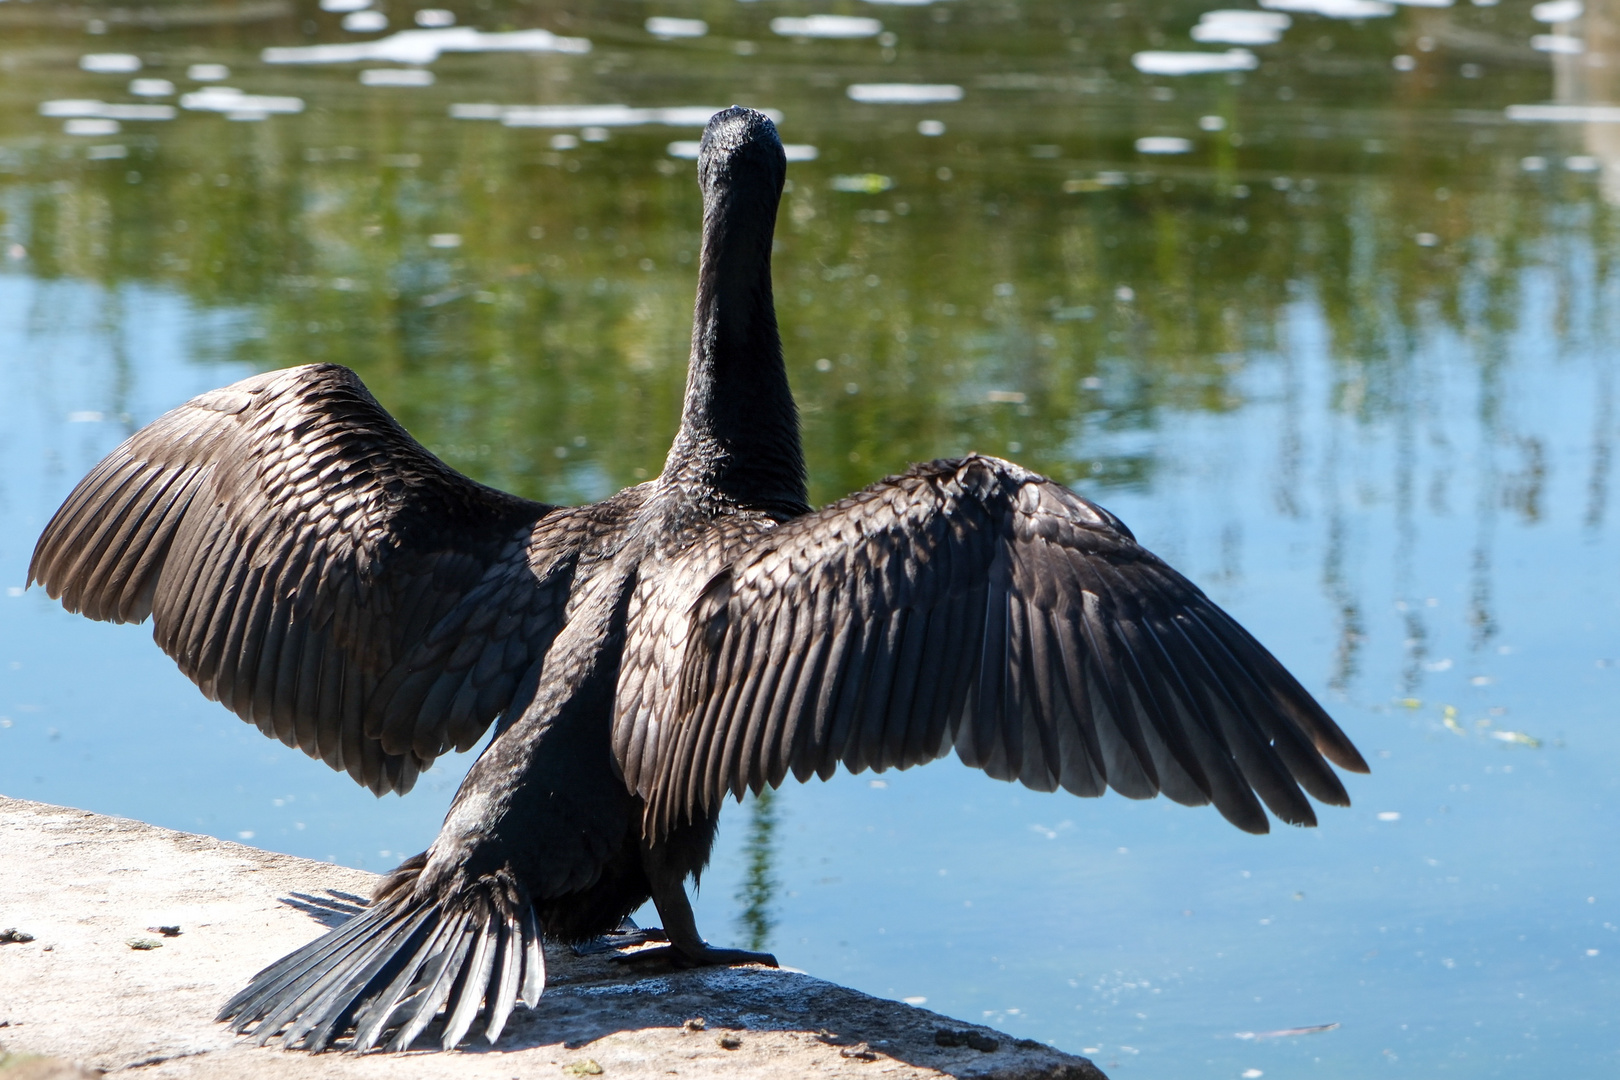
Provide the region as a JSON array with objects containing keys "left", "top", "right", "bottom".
[
  {"left": 255, "top": 909, "right": 1101, "bottom": 1079},
  {"left": 278, "top": 889, "right": 370, "bottom": 928}
]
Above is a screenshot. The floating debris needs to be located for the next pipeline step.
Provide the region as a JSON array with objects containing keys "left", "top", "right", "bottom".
[
  {"left": 1260, "top": 0, "right": 1394, "bottom": 16},
  {"left": 1132, "top": 49, "right": 1258, "bottom": 75},
  {"left": 847, "top": 83, "right": 964, "bottom": 104},
  {"left": 646, "top": 17, "right": 707, "bottom": 39},
  {"left": 1443, "top": 706, "right": 1466, "bottom": 736},
  {"left": 264, "top": 28, "right": 591, "bottom": 65},
  {"left": 771, "top": 15, "right": 883, "bottom": 39},
  {"left": 1492, "top": 730, "right": 1542, "bottom": 748},
  {"left": 1400, "top": 697, "right": 1422, "bottom": 709},
  {"left": 1136, "top": 136, "right": 1193, "bottom": 154},
  {"left": 1192, "top": 11, "right": 1291, "bottom": 46},
  {"left": 80, "top": 53, "right": 141, "bottom": 74},
  {"left": 1377, "top": 811, "right": 1401, "bottom": 821}
]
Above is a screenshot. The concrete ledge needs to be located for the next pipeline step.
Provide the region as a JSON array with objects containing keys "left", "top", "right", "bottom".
[{"left": 0, "top": 796, "right": 1106, "bottom": 1080}]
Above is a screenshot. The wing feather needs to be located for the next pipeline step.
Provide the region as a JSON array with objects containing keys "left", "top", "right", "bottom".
[
  {"left": 615, "top": 454, "right": 1366, "bottom": 837},
  {"left": 29, "top": 364, "right": 589, "bottom": 795}
]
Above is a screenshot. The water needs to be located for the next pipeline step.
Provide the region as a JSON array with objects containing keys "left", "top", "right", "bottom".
[{"left": 2, "top": 1, "right": 1618, "bottom": 1074}]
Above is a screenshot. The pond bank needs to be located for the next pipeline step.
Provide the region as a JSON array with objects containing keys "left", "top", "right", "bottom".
[{"left": 0, "top": 796, "right": 1104, "bottom": 1080}]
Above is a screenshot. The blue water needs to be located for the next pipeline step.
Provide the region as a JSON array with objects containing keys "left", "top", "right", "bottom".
[
  {"left": 4, "top": 261, "right": 1616, "bottom": 1076},
  {"left": 4, "top": 0, "right": 1620, "bottom": 1073}
]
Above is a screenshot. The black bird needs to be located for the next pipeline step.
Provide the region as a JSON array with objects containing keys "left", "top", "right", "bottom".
[{"left": 28, "top": 107, "right": 1367, "bottom": 1053}]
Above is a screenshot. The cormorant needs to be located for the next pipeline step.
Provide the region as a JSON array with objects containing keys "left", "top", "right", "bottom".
[{"left": 28, "top": 107, "right": 1367, "bottom": 1053}]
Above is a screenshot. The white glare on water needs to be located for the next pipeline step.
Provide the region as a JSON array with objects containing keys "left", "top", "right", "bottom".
[
  {"left": 180, "top": 88, "right": 305, "bottom": 115},
  {"left": 264, "top": 28, "right": 592, "bottom": 65},
  {"left": 319, "top": 0, "right": 370, "bottom": 11},
  {"left": 666, "top": 142, "right": 816, "bottom": 162},
  {"left": 646, "top": 17, "right": 708, "bottom": 40},
  {"left": 1136, "top": 136, "right": 1194, "bottom": 154},
  {"left": 343, "top": 10, "right": 388, "bottom": 32},
  {"left": 1191, "top": 11, "right": 1291, "bottom": 46},
  {"left": 1131, "top": 50, "right": 1258, "bottom": 75},
  {"left": 1506, "top": 103, "right": 1620, "bottom": 122},
  {"left": 451, "top": 104, "right": 781, "bottom": 129},
  {"left": 1532, "top": 33, "right": 1585, "bottom": 54},
  {"left": 79, "top": 54, "right": 141, "bottom": 73},
  {"left": 1532, "top": 0, "right": 1584, "bottom": 19},
  {"left": 129, "top": 79, "right": 175, "bottom": 97},
  {"left": 187, "top": 63, "right": 229, "bottom": 81},
  {"left": 1259, "top": 0, "right": 1395, "bottom": 17},
  {"left": 770, "top": 16, "right": 883, "bottom": 39},
  {"left": 40, "top": 101, "right": 176, "bottom": 121},
  {"left": 846, "top": 83, "right": 964, "bottom": 104},
  {"left": 415, "top": 9, "right": 455, "bottom": 28},
  {"left": 359, "top": 68, "right": 435, "bottom": 86},
  {"left": 62, "top": 119, "right": 121, "bottom": 136}
]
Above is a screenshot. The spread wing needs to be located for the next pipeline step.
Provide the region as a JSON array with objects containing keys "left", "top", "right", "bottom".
[
  {"left": 29, "top": 363, "right": 590, "bottom": 795},
  {"left": 614, "top": 455, "right": 1367, "bottom": 837}
]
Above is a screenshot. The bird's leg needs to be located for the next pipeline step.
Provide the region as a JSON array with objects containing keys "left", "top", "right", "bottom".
[{"left": 623, "top": 840, "right": 778, "bottom": 969}]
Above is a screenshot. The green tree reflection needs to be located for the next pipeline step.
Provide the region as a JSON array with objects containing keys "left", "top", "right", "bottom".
[{"left": 733, "top": 789, "right": 778, "bottom": 954}]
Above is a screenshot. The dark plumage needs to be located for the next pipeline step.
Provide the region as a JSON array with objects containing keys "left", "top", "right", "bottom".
[{"left": 28, "top": 107, "right": 1367, "bottom": 1053}]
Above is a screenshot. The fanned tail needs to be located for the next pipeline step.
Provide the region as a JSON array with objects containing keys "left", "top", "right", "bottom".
[{"left": 218, "top": 866, "right": 545, "bottom": 1052}]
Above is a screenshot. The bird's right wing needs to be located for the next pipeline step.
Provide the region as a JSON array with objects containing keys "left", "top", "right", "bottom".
[
  {"left": 615, "top": 455, "right": 1367, "bottom": 837},
  {"left": 30, "top": 363, "right": 596, "bottom": 794}
]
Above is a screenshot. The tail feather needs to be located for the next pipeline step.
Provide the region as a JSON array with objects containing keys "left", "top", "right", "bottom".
[
  {"left": 295, "top": 906, "right": 440, "bottom": 1052},
  {"left": 442, "top": 909, "right": 499, "bottom": 1049},
  {"left": 252, "top": 906, "right": 419, "bottom": 1044},
  {"left": 219, "top": 875, "right": 544, "bottom": 1052},
  {"left": 219, "top": 900, "right": 394, "bottom": 1027},
  {"left": 386, "top": 911, "right": 476, "bottom": 1051},
  {"left": 483, "top": 905, "right": 523, "bottom": 1044}
]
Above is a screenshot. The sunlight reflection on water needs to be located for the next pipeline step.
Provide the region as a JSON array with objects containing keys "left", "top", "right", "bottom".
[{"left": 3, "top": 0, "right": 1620, "bottom": 1073}]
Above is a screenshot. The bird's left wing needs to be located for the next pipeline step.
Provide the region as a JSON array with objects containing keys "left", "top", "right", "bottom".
[{"left": 614, "top": 455, "right": 1367, "bottom": 838}]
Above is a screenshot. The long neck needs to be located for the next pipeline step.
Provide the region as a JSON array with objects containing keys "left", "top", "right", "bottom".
[{"left": 662, "top": 169, "right": 808, "bottom": 517}]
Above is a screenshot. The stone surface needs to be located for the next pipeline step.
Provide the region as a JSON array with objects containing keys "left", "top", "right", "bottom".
[{"left": 0, "top": 796, "right": 1106, "bottom": 1079}]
